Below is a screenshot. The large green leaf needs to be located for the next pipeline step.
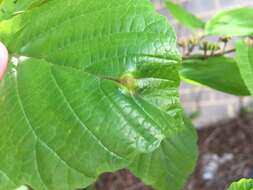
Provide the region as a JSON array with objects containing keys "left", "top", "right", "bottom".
[
  {"left": 227, "top": 179, "right": 253, "bottom": 190},
  {"left": 165, "top": 0, "right": 205, "bottom": 29},
  {"left": 0, "top": 0, "right": 197, "bottom": 190},
  {"left": 180, "top": 56, "right": 250, "bottom": 96},
  {"left": 131, "top": 113, "right": 197, "bottom": 190},
  {"left": 206, "top": 7, "right": 253, "bottom": 36},
  {"left": 236, "top": 40, "right": 253, "bottom": 95}
]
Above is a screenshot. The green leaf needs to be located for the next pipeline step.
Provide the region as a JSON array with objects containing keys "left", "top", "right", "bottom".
[
  {"left": 206, "top": 7, "right": 253, "bottom": 36},
  {"left": 180, "top": 56, "right": 250, "bottom": 96},
  {"left": 0, "top": 1, "right": 197, "bottom": 190},
  {"left": 236, "top": 40, "right": 253, "bottom": 95},
  {"left": 165, "top": 0, "right": 205, "bottom": 29},
  {"left": 130, "top": 113, "right": 197, "bottom": 190},
  {"left": 227, "top": 179, "right": 253, "bottom": 190}
]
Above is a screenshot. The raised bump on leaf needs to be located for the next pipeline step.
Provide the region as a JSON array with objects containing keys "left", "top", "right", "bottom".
[{"left": 119, "top": 73, "right": 138, "bottom": 94}]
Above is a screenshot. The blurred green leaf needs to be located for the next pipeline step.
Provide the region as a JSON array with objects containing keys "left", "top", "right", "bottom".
[
  {"left": 227, "top": 178, "right": 253, "bottom": 190},
  {"left": 165, "top": 0, "right": 205, "bottom": 29},
  {"left": 182, "top": 113, "right": 198, "bottom": 135},
  {"left": 206, "top": 7, "right": 253, "bottom": 36},
  {"left": 180, "top": 56, "right": 250, "bottom": 96},
  {"left": 236, "top": 40, "right": 253, "bottom": 95}
]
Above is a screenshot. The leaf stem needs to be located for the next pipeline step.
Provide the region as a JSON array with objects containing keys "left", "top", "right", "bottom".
[{"left": 183, "top": 48, "right": 236, "bottom": 60}]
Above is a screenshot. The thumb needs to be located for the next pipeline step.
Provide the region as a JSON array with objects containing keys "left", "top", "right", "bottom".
[{"left": 0, "top": 42, "right": 9, "bottom": 80}]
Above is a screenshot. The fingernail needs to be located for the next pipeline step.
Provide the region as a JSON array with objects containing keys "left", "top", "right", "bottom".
[{"left": 0, "top": 42, "right": 9, "bottom": 80}]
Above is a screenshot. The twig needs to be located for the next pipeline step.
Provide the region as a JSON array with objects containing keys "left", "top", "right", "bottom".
[
  {"left": 203, "top": 127, "right": 221, "bottom": 152},
  {"left": 124, "top": 182, "right": 144, "bottom": 190},
  {"left": 183, "top": 48, "right": 236, "bottom": 60},
  {"left": 222, "top": 42, "right": 228, "bottom": 53}
]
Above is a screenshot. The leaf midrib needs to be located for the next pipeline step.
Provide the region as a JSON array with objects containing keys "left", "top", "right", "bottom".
[{"left": 49, "top": 68, "right": 125, "bottom": 160}]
